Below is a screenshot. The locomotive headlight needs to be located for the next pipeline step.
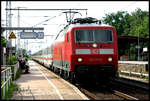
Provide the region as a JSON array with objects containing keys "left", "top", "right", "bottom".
[
  {"left": 108, "top": 57, "right": 112, "bottom": 62},
  {"left": 93, "top": 43, "right": 97, "bottom": 48},
  {"left": 78, "top": 58, "right": 82, "bottom": 62}
]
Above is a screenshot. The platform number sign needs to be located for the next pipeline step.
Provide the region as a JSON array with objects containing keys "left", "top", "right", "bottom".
[{"left": 37, "top": 32, "right": 44, "bottom": 39}]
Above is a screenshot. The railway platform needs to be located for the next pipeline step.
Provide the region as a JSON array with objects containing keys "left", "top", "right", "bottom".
[{"left": 11, "top": 60, "right": 89, "bottom": 100}]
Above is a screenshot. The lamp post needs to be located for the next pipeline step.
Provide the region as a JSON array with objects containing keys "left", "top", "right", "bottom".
[
  {"left": 138, "top": 28, "right": 140, "bottom": 61},
  {"left": 16, "top": 7, "right": 27, "bottom": 56}
]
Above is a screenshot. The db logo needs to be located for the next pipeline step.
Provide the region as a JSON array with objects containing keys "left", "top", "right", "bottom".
[{"left": 91, "top": 49, "right": 99, "bottom": 54}]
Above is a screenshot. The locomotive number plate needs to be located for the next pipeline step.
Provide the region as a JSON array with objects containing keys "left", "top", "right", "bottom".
[{"left": 89, "top": 58, "right": 102, "bottom": 62}]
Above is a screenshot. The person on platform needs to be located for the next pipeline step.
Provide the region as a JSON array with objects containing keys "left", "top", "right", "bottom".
[
  {"left": 24, "top": 58, "right": 30, "bottom": 73},
  {"left": 18, "top": 55, "right": 23, "bottom": 69}
]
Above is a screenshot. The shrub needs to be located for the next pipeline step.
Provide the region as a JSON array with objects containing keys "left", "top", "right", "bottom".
[
  {"left": 15, "top": 68, "right": 22, "bottom": 80},
  {"left": 3, "top": 82, "right": 19, "bottom": 100},
  {"left": 6, "top": 55, "right": 18, "bottom": 65}
]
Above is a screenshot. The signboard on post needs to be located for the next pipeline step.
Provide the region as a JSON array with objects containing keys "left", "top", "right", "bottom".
[
  {"left": 20, "top": 32, "right": 37, "bottom": 39},
  {"left": 20, "top": 32, "right": 44, "bottom": 39}
]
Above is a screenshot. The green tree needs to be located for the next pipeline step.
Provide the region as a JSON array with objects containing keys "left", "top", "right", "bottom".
[
  {"left": 102, "top": 11, "right": 130, "bottom": 36},
  {"left": 1, "top": 36, "right": 7, "bottom": 47},
  {"left": 137, "top": 16, "right": 149, "bottom": 38},
  {"left": 129, "top": 8, "right": 149, "bottom": 37},
  {"left": 102, "top": 8, "right": 149, "bottom": 37}
]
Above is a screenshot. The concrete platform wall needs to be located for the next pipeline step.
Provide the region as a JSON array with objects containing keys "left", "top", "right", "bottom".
[{"left": 118, "top": 61, "right": 149, "bottom": 73}]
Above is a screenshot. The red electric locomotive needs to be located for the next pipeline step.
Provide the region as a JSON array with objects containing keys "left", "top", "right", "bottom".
[
  {"left": 51, "top": 17, "right": 118, "bottom": 83},
  {"left": 33, "top": 17, "right": 118, "bottom": 84}
]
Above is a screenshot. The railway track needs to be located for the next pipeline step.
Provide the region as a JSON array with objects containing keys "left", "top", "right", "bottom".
[
  {"left": 77, "top": 84, "right": 139, "bottom": 100},
  {"left": 117, "top": 76, "right": 149, "bottom": 90},
  {"left": 107, "top": 78, "right": 149, "bottom": 100},
  {"left": 78, "top": 77, "right": 149, "bottom": 100},
  {"left": 112, "top": 90, "right": 138, "bottom": 100},
  {"left": 75, "top": 77, "right": 148, "bottom": 100}
]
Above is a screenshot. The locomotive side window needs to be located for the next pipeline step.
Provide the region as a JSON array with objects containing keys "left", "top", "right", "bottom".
[
  {"left": 67, "top": 33, "right": 69, "bottom": 42},
  {"left": 75, "top": 29, "right": 113, "bottom": 43}
]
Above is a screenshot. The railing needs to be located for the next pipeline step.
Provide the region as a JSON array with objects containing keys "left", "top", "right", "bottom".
[
  {"left": 1, "top": 63, "right": 19, "bottom": 99},
  {"left": 1, "top": 67, "right": 12, "bottom": 99},
  {"left": 1, "top": 63, "right": 19, "bottom": 80}
]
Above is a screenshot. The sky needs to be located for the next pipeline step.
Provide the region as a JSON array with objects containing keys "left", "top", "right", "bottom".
[{"left": 1, "top": 1, "right": 149, "bottom": 54}]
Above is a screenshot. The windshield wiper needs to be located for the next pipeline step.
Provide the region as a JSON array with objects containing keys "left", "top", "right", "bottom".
[
  {"left": 106, "top": 41, "right": 112, "bottom": 43},
  {"left": 76, "top": 37, "right": 81, "bottom": 44}
]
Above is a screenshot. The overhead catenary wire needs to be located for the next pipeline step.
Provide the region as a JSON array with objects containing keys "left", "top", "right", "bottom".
[
  {"left": 6, "top": 8, "right": 87, "bottom": 54},
  {"left": 54, "top": 10, "right": 84, "bottom": 40},
  {"left": 5, "top": 8, "right": 87, "bottom": 27},
  {"left": 6, "top": 8, "right": 87, "bottom": 11},
  {"left": 10, "top": 14, "right": 33, "bottom": 26},
  {"left": 120, "top": 1, "right": 137, "bottom": 11},
  {"left": 32, "top": 12, "right": 64, "bottom": 27},
  {"left": 20, "top": 15, "right": 52, "bottom": 17}
]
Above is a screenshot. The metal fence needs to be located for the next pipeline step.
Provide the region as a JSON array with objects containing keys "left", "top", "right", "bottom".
[
  {"left": 1, "top": 67, "right": 12, "bottom": 99},
  {"left": 1, "top": 63, "right": 19, "bottom": 99},
  {"left": 1, "top": 63, "right": 19, "bottom": 80}
]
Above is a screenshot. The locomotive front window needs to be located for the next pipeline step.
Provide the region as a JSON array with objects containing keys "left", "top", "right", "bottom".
[
  {"left": 75, "top": 29, "right": 113, "bottom": 43},
  {"left": 76, "top": 30, "right": 94, "bottom": 42}
]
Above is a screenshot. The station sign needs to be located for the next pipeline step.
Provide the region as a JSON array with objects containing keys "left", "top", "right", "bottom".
[
  {"left": 20, "top": 32, "right": 37, "bottom": 39},
  {"left": 20, "top": 32, "right": 44, "bottom": 39},
  {"left": 143, "top": 47, "right": 147, "bottom": 52}
]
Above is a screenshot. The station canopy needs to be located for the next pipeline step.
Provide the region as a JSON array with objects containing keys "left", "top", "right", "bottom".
[{"left": 118, "top": 36, "right": 149, "bottom": 43}]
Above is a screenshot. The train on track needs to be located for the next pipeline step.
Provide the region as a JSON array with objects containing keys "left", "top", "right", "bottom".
[{"left": 32, "top": 17, "right": 118, "bottom": 83}]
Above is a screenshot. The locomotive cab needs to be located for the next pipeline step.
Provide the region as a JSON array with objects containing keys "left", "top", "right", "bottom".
[{"left": 69, "top": 23, "right": 118, "bottom": 82}]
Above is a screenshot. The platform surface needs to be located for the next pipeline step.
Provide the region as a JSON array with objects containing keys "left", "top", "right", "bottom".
[{"left": 12, "top": 60, "right": 89, "bottom": 100}]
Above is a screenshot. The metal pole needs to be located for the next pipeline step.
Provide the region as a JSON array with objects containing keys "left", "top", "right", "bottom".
[
  {"left": 27, "top": 40, "right": 28, "bottom": 51},
  {"left": 8, "top": 1, "right": 12, "bottom": 59},
  {"left": 6, "top": 1, "right": 8, "bottom": 41},
  {"left": 16, "top": 7, "right": 27, "bottom": 56},
  {"left": 5, "top": 1, "right": 9, "bottom": 66},
  {"left": 86, "top": 9, "right": 87, "bottom": 17},
  {"left": 138, "top": 30, "right": 140, "bottom": 61},
  {"left": 6, "top": 70, "right": 8, "bottom": 92},
  {"left": 138, "top": 14, "right": 140, "bottom": 61},
  {"left": 3, "top": 72, "right": 5, "bottom": 98},
  {"left": 17, "top": 7, "right": 20, "bottom": 56}
]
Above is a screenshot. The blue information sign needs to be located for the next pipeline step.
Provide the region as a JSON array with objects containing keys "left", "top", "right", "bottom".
[
  {"left": 37, "top": 32, "right": 44, "bottom": 39},
  {"left": 20, "top": 32, "right": 37, "bottom": 39}
]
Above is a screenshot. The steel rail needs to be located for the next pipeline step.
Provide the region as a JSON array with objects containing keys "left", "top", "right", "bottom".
[
  {"left": 116, "top": 77, "right": 149, "bottom": 90},
  {"left": 113, "top": 90, "right": 139, "bottom": 100},
  {"left": 79, "top": 87, "right": 99, "bottom": 100},
  {"left": 77, "top": 85, "right": 139, "bottom": 100}
]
